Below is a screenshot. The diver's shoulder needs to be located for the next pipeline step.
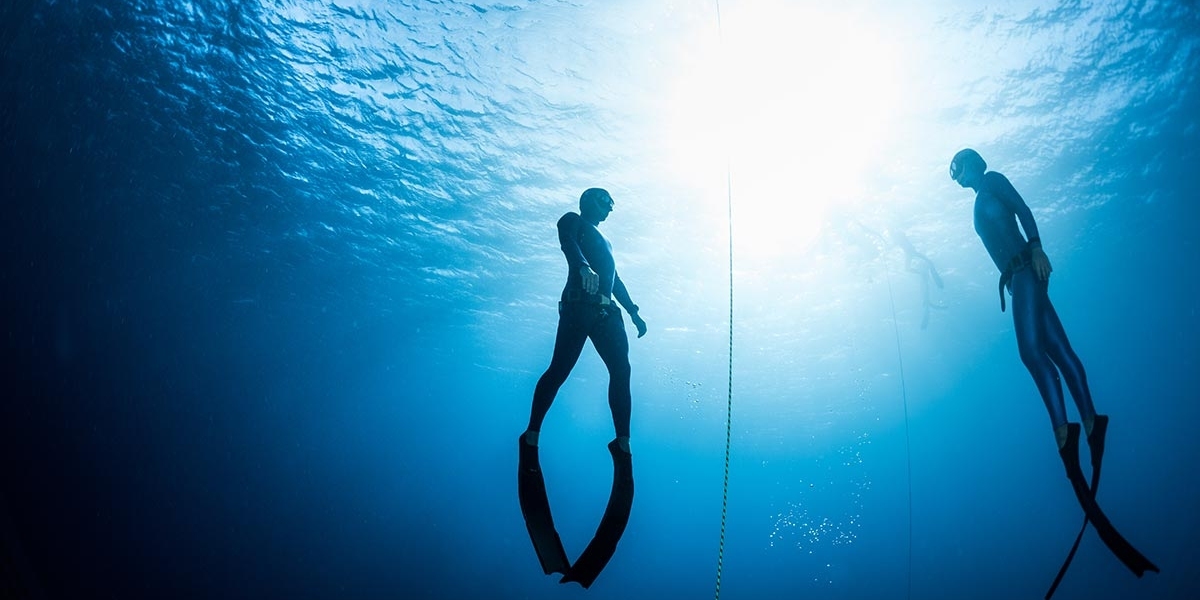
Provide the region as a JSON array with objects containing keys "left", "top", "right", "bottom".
[{"left": 981, "top": 170, "right": 1011, "bottom": 186}]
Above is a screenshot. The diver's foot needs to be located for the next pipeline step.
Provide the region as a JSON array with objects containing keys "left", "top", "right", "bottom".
[
  {"left": 614, "top": 436, "right": 631, "bottom": 455},
  {"left": 1057, "top": 423, "right": 1084, "bottom": 478},
  {"left": 522, "top": 430, "right": 540, "bottom": 447},
  {"left": 1086, "top": 414, "right": 1109, "bottom": 465},
  {"left": 1054, "top": 423, "right": 1070, "bottom": 450}
]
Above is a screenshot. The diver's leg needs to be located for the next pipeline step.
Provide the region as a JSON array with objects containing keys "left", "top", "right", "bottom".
[
  {"left": 925, "top": 256, "right": 944, "bottom": 289},
  {"left": 1037, "top": 284, "right": 1098, "bottom": 426},
  {"left": 520, "top": 305, "right": 588, "bottom": 575},
  {"left": 590, "top": 308, "right": 632, "bottom": 448},
  {"left": 1011, "top": 269, "right": 1069, "bottom": 444},
  {"left": 563, "top": 309, "right": 635, "bottom": 588},
  {"left": 527, "top": 305, "right": 590, "bottom": 438}
]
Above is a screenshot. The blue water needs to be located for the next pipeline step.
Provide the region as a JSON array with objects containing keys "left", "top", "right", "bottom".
[{"left": 2, "top": 1, "right": 1198, "bottom": 599}]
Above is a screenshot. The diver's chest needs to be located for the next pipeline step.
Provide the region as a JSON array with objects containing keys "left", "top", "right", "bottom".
[{"left": 973, "top": 194, "right": 1008, "bottom": 227}]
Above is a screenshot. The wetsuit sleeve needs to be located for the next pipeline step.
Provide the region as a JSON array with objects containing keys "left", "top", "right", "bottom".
[
  {"left": 989, "top": 172, "right": 1042, "bottom": 246},
  {"left": 557, "top": 213, "right": 591, "bottom": 272},
  {"left": 613, "top": 273, "right": 638, "bottom": 315}
]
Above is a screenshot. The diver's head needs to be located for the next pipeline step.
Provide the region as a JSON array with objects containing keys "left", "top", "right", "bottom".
[
  {"left": 579, "top": 187, "right": 614, "bottom": 223},
  {"left": 949, "top": 148, "right": 986, "bottom": 188}
]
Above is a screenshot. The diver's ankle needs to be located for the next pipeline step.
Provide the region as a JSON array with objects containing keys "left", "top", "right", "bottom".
[
  {"left": 616, "top": 436, "right": 630, "bottom": 454},
  {"left": 1083, "top": 416, "right": 1095, "bottom": 439},
  {"left": 523, "top": 430, "right": 540, "bottom": 446}
]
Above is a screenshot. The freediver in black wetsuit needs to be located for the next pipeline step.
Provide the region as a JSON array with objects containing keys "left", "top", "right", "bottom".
[
  {"left": 949, "top": 149, "right": 1158, "bottom": 591},
  {"left": 518, "top": 187, "right": 647, "bottom": 589}
]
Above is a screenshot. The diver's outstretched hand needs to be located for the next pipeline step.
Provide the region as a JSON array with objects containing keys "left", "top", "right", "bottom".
[{"left": 631, "top": 313, "right": 647, "bottom": 338}]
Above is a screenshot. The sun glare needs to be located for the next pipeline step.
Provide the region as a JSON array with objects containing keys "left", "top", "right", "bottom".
[{"left": 659, "top": 2, "right": 906, "bottom": 263}]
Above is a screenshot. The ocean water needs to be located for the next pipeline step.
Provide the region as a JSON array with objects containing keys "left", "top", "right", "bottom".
[{"left": 2, "top": 1, "right": 1198, "bottom": 599}]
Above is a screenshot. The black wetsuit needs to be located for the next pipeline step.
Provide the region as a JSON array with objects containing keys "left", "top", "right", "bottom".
[
  {"left": 529, "top": 212, "right": 638, "bottom": 438},
  {"left": 973, "top": 171, "right": 1095, "bottom": 430}
]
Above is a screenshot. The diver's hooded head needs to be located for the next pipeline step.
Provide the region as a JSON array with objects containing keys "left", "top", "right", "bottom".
[
  {"left": 949, "top": 148, "right": 986, "bottom": 188},
  {"left": 579, "top": 187, "right": 614, "bottom": 223}
]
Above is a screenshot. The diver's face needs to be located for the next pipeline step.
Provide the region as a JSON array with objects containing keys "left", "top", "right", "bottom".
[
  {"left": 951, "top": 162, "right": 981, "bottom": 189},
  {"left": 592, "top": 194, "right": 614, "bottom": 221}
]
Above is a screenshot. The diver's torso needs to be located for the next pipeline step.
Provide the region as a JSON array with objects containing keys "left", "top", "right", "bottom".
[{"left": 973, "top": 172, "right": 1028, "bottom": 271}]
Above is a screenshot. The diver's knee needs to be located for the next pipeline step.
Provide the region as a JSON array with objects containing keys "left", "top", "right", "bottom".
[
  {"left": 536, "top": 368, "right": 570, "bottom": 390},
  {"left": 608, "top": 360, "right": 631, "bottom": 379},
  {"left": 1017, "top": 346, "right": 1042, "bottom": 370}
]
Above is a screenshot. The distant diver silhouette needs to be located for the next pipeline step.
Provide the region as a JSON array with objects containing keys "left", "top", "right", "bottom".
[
  {"left": 825, "top": 208, "right": 946, "bottom": 328},
  {"left": 519, "top": 188, "right": 646, "bottom": 588},
  {"left": 950, "top": 149, "right": 1158, "bottom": 594},
  {"left": 889, "top": 227, "right": 946, "bottom": 329}
]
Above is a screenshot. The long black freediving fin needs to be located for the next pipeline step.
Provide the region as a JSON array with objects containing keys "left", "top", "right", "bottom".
[
  {"left": 1045, "top": 415, "right": 1108, "bottom": 599},
  {"left": 559, "top": 439, "right": 634, "bottom": 589},
  {"left": 1056, "top": 422, "right": 1158, "bottom": 579},
  {"left": 518, "top": 434, "right": 570, "bottom": 575}
]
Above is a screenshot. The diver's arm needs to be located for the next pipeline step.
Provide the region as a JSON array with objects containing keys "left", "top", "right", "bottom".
[
  {"left": 558, "top": 213, "right": 599, "bottom": 291},
  {"left": 992, "top": 172, "right": 1052, "bottom": 280},
  {"left": 613, "top": 274, "right": 647, "bottom": 338}
]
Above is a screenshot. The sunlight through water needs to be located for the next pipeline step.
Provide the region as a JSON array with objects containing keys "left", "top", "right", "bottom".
[{"left": 658, "top": 1, "right": 906, "bottom": 263}]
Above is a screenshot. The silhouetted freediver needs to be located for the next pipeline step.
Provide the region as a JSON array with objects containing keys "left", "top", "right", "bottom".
[
  {"left": 518, "top": 187, "right": 646, "bottom": 588},
  {"left": 950, "top": 149, "right": 1158, "bottom": 589}
]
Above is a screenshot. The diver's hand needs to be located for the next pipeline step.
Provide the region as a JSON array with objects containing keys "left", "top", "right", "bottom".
[
  {"left": 631, "top": 312, "right": 647, "bottom": 338},
  {"left": 580, "top": 266, "right": 599, "bottom": 294},
  {"left": 1031, "top": 247, "right": 1052, "bottom": 281}
]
